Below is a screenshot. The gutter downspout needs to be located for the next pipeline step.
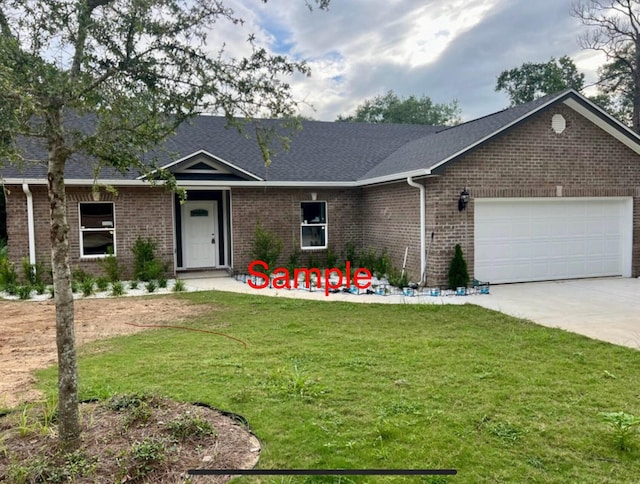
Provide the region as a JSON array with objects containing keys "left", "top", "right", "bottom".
[
  {"left": 22, "top": 183, "right": 37, "bottom": 268},
  {"left": 406, "top": 176, "right": 426, "bottom": 285}
]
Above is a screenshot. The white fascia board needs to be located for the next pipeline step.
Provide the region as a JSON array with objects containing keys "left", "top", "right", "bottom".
[
  {"left": 562, "top": 98, "right": 640, "bottom": 155},
  {"left": 142, "top": 149, "right": 264, "bottom": 181},
  {"left": 2, "top": 178, "right": 149, "bottom": 186},
  {"left": 176, "top": 180, "right": 359, "bottom": 188},
  {"left": 356, "top": 169, "right": 432, "bottom": 187}
]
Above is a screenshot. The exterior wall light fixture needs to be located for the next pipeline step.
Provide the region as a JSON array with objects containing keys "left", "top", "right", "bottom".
[{"left": 458, "top": 188, "right": 470, "bottom": 211}]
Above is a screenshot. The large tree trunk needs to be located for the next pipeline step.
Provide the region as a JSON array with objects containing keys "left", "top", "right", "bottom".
[{"left": 46, "top": 107, "right": 80, "bottom": 451}]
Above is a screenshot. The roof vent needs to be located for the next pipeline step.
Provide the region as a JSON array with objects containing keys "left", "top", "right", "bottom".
[{"left": 552, "top": 114, "right": 566, "bottom": 134}]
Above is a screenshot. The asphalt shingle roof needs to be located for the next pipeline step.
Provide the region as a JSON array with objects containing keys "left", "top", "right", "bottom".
[{"left": 1, "top": 89, "right": 594, "bottom": 185}]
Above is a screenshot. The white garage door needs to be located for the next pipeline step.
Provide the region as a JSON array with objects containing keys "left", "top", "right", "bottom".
[{"left": 474, "top": 198, "right": 633, "bottom": 284}]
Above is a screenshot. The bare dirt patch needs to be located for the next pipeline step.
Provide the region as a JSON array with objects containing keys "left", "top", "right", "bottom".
[
  {"left": 0, "top": 396, "right": 260, "bottom": 483},
  {"left": 0, "top": 296, "right": 211, "bottom": 407}
]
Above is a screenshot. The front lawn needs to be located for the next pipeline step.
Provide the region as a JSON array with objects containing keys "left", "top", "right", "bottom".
[{"left": 37, "top": 292, "right": 640, "bottom": 482}]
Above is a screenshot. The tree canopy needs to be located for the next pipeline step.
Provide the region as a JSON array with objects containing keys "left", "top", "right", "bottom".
[
  {"left": 0, "top": 0, "right": 328, "bottom": 451},
  {"left": 337, "top": 91, "right": 461, "bottom": 126},
  {"left": 495, "top": 56, "right": 585, "bottom": 106},
  {"left": 573, "top": 0, "right": 640, "bottom": 132}
]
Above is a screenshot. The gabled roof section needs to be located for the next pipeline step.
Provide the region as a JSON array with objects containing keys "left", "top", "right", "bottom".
[
  {"left": 3, "top": 89, "right": 639, "bottom": 187},
  {"left": 358, "top": 89, "right": 640, "bottom": 184},
  {"left": 147, "top": 150, "right": 263, "bottom": 182}
]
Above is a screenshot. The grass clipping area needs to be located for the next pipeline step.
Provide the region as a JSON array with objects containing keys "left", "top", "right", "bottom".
[
  {"left": 2, "top": 291, "right": 640, "bottom": 482},
  {"left": 0, "top": 394, "right": 259, "bottom": 483}
]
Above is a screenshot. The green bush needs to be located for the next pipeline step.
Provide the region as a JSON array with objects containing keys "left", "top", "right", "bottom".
[
  {"left": 387, "top": 267, "right": 409, "bottom": 288},
  {"left": 374, "top": 249, "right": 392, "bottom": 279},
  {"left": 172, "top": 279, "right": 186, "bottom": 292},
  {"left": 17, "top": 285, "right": 32, "bottom": 300},
  {"left": 251, "top": 221, "right": 283, "bottom": 272},
  {"left": 285, "top": 247, "right": 301, "bottom": 275},
  {"left": 343, "top": 242, "right": 358, "bottom": 265},
  {"left": 131, "top": 237, "right": 164, "bottom": 281},
  {"left": 448, "top": 244, "right": 470, "bottom": 289},
  {"left": 98, "top": 250, "right": 122, "bottom": 282},
  {"left": 358, "top": 248, "right": 378, "bottom": 274},
  {"left": 110, "top": 281, "right": 125, "bottom": 297},
  {"left": 95, "top": 277, "right": 109, "bottom": 292},
  {"left": 81, "top": 278, "right": 95, "bottom": 297},
  {"left": 325, "top": 247, "right": 338, "bottom": 269},
  {"left": 0, "top": 257, "right": 18, "bottom": 290}
]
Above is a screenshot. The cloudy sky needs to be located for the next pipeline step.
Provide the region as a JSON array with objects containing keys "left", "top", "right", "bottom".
[{"left": 211, "top": 0, "right": 605, "bottom": 122}]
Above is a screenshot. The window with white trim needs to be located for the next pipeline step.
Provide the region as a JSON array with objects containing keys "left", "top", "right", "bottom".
[
  {"left": 300, "top": 201, "right": 327, "bottom": 249},
  {"left": 79, "top": 202, "right": 115, "bottom": 257}
]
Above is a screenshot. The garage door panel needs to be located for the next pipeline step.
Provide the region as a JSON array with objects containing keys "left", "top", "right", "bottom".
[{"left": 474, "top": 198, "right": 632, "bottom": 283}]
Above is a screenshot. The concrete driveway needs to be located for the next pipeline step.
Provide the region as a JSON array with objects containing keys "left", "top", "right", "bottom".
[{"left": 472, "top": 278, "right": 640, "bottom": 350}]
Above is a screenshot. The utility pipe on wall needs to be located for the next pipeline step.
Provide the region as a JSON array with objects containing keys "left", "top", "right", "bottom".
[
  {"left": 22, "top": 183, "right": 37, "bottom": 267},
  {"left": 406, "top": 176, "right": 426, "bottom": 285}
]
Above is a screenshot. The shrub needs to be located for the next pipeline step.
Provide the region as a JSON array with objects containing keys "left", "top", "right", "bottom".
[
  {"left": 81, "top": 278, "right": 95, "bottom": 297},
  {"left": 285, "top": 246, "right": 301, "bottom": 275},
  {"left": 374, "top": 249, "right": 392, "bottom": 279},
  {"left": 72, "top": 268, "right": 92, "bottom": 284},
  {"left": 343, "top": 242, "right": 358, "bottom": 265},
  {"left": 95, "top": 277, "right": 109, "bottom": 292},
  {"left": 448, "top": 244, "right": 470, "bottom": 289},
  {"left": 172, "top": 279, "right": 186, "bottom": 292},
  {"left": 325, "top": 247, "right": 338, "bottom": 269},
  {"left": 98, "top": 250, "right": 122, "bottom": 282},
  {"left": 145, "top": 280, "right": 157, "bottom": 293},
  {"left": 129, "top": 280, "right": 139, "bottom": 290},
  {"left": 251, "top": 221, "right": 283, "bottom": 272},
  {"left": 358, "top": 248, "right": 378, "bottom": 274},
  {"left": 110, "top": 281, "right": 125, "bottom": 297},
  {"left": 131, "top": 237, "right": 164, "bottom": 281},
  {"left": 0, "top": 258, "right": 18, "bottom": 290},
  {"left": 17, "top": 285, "right": 32, "bottom": 300},
  {"left": 387, "top": 267, "right": 409, "bottom": 288},
  {"left": 157, "top": 277, "right": 167, "bottom": 289}
]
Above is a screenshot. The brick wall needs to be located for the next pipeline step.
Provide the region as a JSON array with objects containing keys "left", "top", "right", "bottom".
[
  {"left": 424, "top": 104, "right": 640, "bottom": 285},
  {"left": 361, "top": 182, "right": 422, "bottom": 281},
  {"left": 231, "top": 188, "right": 362, "bottom": 272},
  {"left": 5, "top": 185, "right": 174, "bottom": 280}
]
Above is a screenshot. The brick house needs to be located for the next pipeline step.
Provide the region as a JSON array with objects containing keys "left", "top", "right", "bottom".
[{"left": 2, "top": 89, "right": 640, "bottom": 286}]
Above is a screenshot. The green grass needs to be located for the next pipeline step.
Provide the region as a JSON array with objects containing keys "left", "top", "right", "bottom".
[{"left": 36, "top": 292, "right": 640, "bottom": 483}]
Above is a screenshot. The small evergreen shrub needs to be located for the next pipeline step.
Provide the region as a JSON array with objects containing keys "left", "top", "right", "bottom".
[
  {"left": 448, "top": 244, "right": 470, "bottom": 289},
  {"left": 145, "top": 280, "right": 157, "bottom": 293},
  {"left": 17, "top": 285, "right": 32, "bottom": 300},
  {"left": 81, "top": 278, "right": 95, "bottom": 297},
  {"left": 96, "top": 277, "right": 109, "bottom": 292},
  {"left": 131, "top": 237, "right": 164, "bottom": 281},
  {"left": 343, "top": 242, "right": 358, "bottom": 265},
  {"left": 374, "top": 249, "right": 392, "bottom": 279},
  {"left": 98, "top": 249, "right": 122, "bottom": 282},
  {"left": 157, "top": 277, "right": 167, "bottom": 289},
  {"left": 325, "top": 247, "right": 338, "bottom": 269},
  {"left": 251, "top": 221, "right": 283, "bottom": 272},
  {"left": 110, "top": 281, "right": 125, "bottom": 297},
  {"left": 285, "top": 247, "right": 301, "bottom": 275},
  {"left": 0, "top": 258, "right": 18, "bottom": 290},
  {"left": 129, "top": 280, "right": 139, "bottom": 290}
]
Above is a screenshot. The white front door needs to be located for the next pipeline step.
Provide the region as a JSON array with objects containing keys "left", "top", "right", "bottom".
[{"left": 182, "top": 201, "right": 218, "bottom": 268}]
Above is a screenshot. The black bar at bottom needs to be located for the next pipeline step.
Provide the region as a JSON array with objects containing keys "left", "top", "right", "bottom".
[{"left": 188, "top": 469, "right": 457, "bottom": 476}]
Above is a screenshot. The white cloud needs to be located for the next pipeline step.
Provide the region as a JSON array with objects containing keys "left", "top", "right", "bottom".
[{"left": 205, "top": 0, "right": 607, "bottom": 121}]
